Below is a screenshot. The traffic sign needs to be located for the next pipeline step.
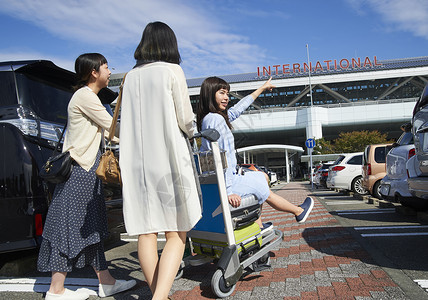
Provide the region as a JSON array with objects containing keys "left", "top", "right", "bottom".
[{"left": 305, "top": 138, "right": 316, "bottom": 149}]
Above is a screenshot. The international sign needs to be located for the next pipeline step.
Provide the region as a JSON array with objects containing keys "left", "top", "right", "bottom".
[{"left": 305, "top": 138, "right": 316, "bottom": 149}]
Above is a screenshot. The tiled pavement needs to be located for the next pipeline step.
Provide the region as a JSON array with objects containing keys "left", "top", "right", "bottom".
[{"left": 168, "top": 181, "right": 408, "bottom": 300}]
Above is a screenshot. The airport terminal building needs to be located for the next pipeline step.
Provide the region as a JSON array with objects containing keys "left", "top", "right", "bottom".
[{"left": 109, "top": 56, "right": 428, "bottom": 179}]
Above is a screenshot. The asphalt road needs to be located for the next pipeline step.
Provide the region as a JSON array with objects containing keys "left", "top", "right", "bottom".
[{"left": 313, "top": 187, "right": 428, "bottom": 299}]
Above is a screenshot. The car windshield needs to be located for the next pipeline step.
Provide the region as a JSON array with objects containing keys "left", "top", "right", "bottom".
[
  {"left": 15, "top": 72, "right": 72, "bottom": 124},
  {"left": 333, "top": 155, "right": 345, "bottom": 165},
  {"left": 414, "top": 85, "right": 428, "bottom": 114},
  {"left": 321, "top": 163, "right": 332, "bottom": 170},
  {"left": 396, "top": 131, "right": 414, "bottom": 146}
]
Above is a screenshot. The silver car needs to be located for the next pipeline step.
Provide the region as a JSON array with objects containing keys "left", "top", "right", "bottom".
[
  {"left": 406, "top": 85, "right": 428, "bottom": 209},
  {"left": 380, "top": 124, "right": 418, "bottom": 207}
]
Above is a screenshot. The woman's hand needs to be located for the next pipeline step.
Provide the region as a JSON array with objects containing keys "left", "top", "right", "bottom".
[
  {"left": 228, "top": 194, "right": 241, "bottom": 208},
  {"left": 261, "top": 77, "right": 276, "bottom": 92},
  {"left": 251, "top": 77, "right": 276, "bottom": 100}
]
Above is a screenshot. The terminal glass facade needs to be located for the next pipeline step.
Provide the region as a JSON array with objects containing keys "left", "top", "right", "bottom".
[{"left": 190, "top": 76, "right": 425, "bottom": 112}]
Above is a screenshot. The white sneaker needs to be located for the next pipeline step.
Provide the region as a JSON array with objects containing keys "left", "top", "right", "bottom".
[
  {"left": 98, "top": 279, "right": 137, "bottom": 297},
  {"left": 45, "top": 288, "right": 89, "bottom": 300}
]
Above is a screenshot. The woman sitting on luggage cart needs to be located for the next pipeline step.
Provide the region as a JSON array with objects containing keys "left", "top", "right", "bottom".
[{"left": 196, "top": 77, "right": 314, "bottom": 229}]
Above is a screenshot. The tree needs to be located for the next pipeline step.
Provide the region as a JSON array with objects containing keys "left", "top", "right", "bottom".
[
  {"left": 313, "top": 130, "right": 391, "bottom": 154},
  {"left": 313, "top": 137, "right": 335, "bottom": 155},
  {"left": 334, "top": 130, "right": 390, "bottom": 153}
]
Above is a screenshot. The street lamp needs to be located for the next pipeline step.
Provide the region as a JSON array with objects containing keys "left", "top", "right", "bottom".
[
  {"left": 306, "top": 44, "right": 314, "bottom": 189},
  {"left": 306, "top": 44, "right": 313, "bottom": 107}
]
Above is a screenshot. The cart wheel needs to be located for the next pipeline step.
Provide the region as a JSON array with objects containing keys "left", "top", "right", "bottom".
[
  {"left": 211, "top": 269, "right": 236, "bottom": 298},
  {"left": 175, "top": 268, "right": 184, "bottom": 280},
  {"left": 175, "top": 260, "right": 185, "bottom": 280},
  {"left": 258, "top": 253, "right": 270, "bottom": 265}
]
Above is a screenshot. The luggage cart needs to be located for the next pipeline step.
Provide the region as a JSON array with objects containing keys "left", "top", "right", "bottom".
[{"left": 179, "top": 129, "right": 283, "bottom": 298}]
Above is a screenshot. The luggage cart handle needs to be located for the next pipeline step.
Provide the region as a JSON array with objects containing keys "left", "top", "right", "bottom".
[{"left": 193, "top": 129, "right": 220, "bottom": 142}]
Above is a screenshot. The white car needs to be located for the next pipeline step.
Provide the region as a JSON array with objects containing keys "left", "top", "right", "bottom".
[
  {"left": 316, "top": 161, "right": 335, "bottom": 188},
  {"left": 326, "top": 152, "right": 366, "bottom": 194},
  {"left": 259, "top": 166, "right": 278, "bottom": 185},
  {"left": 380, "top": 125, "right": 418, "bottom": 207}
]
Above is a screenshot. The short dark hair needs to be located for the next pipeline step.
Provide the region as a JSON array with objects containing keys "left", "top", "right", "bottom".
[
  {"left": 74, "top": 53, "right": 107, "bottom": 90},
  {"left": 197, "top": 76, "right": 231, "bottom": 131},
  {"left": 134, "top": 21, "right": 181, "bottom": 65}
]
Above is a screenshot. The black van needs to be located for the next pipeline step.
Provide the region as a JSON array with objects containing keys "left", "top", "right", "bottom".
[{"left": 0, "top": 60, "right": 120, "bottom": 254}]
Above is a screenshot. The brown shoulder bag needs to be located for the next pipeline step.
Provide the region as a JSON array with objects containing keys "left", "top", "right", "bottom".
[{"left": 96, "top": 74, "right": 127, "bottom": 185}]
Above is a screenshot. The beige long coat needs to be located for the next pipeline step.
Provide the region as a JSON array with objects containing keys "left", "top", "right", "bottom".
[{"left": 119, "top": 62, "right": 201, "bottom": 235}]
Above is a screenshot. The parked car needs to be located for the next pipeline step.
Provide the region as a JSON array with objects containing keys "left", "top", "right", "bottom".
[
  {"left": 380, "top": 123, "right": 420, "bottom": 208},
  {"left": 315, "top": 162, "right": 335, "bottom": 188},
  {"left": 239, "top": 163, "right": 263, "bottom": 173},
  {"left": 259, "top": 166, "right": 278, "bottom": 185},
  {"left": 407, "top": 84, "right": 428, "bottom": 209},
  {"left": 238, "top": 163, "right": 277, "bottom": 186},
  {"left": 362, "top": 143, "right": 393, "bottom": 199},
  {"left": 311, "top": 164, "right": 321, "bottom": 185},
  {"left": 0, "top": 60, "right": 121, "bottom": 254},
  {"left": 326, "top": 152, "right": 366, "bottom": 195}
]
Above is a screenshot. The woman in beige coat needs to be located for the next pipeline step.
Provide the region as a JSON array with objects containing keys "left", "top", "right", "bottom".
[{"left": 120, "top": 22, "right": 201, "bottom": 300}]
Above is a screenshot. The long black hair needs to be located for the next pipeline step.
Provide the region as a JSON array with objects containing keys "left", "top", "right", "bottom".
[
  {"left": 197, "top": 77, "right": 232, "bottom": 131},
  {"left": 74, "top": 53, "right": 107, "bottom": 91},
  {"left": 134, "top": 21, "right": 181, "bottom": 65}
]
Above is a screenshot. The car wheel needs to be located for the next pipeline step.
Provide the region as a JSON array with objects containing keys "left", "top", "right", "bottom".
[
  {"left": 351, "top": 176, "right": 366, "bottom": 195},
  {"left": 372, "top": 180, "right": 382, "bottom": 199}
]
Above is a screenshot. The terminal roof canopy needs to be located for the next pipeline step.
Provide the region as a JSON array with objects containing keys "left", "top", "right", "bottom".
[{"left": 236, "top": 144, "right": 304, "bottom": 155}]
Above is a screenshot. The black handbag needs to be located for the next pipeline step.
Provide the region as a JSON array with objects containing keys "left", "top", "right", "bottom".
[{"left": 39, "top": 123, "right": 73, "bottom": 184}]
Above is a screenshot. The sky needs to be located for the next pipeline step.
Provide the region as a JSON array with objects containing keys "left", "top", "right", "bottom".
[{"left": 0, "top": 0, "right": 427, "bottom": 79}]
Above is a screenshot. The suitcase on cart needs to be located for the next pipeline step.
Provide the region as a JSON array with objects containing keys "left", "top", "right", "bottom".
[
  {"left": 192, "top": 222, "right": 262, "bottom": 259},
  {"left": 230, "top": 194, "right": 261, "bottom": 229}
]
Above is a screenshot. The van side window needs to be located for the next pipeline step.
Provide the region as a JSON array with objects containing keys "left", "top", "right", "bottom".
[
  {"left": 374, "top": 147, "right": 387, "bottom": 163},
  {"left": 347, "top": 154, "right": 362, "bottom": 165}
]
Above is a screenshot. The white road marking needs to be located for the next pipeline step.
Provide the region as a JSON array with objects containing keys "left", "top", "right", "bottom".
[
  {"left": 325, "top": 200, "right": 367, "bottom": 205},
  {"left": 355, "top": 225, "right": 428, "bottom": 231},
  {"left": 0, "top": 277, "right": 98, "bottom": 294},
  {"left": 414, "top": 279, "right": 428, "bottom": 291},
  {"left": 361, "top": 232, "right": 428, "bottom": 237},
  {"left": 353, "top": 225, "right": 428, "bottom": 238},
  {"left": 120, "top": 232, "right": 166, "bottom": 242},
  {"left": 336, "top": 208, "right": 395, "bottom": 215}
]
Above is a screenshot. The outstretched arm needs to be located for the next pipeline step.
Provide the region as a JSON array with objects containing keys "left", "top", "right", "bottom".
[
  {"left": 228, "top": 77, "right": 276, "bottom": 121},
  {"left": 250, "top": 77, "right": 276, "bottom": 100}
]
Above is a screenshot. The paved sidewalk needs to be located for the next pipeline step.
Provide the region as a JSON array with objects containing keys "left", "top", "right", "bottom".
[{"left": 169, "top": 181, "right": 407, "bottom": 300}]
